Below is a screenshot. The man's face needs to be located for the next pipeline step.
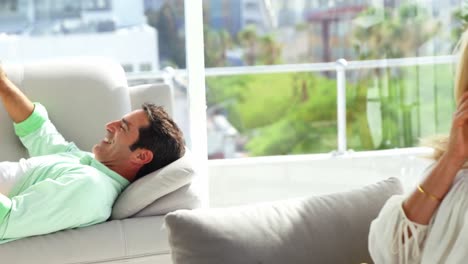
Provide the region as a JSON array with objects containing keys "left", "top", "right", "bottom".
[{"left": 93, "top": 110, "right": 150, "bottom": 164}]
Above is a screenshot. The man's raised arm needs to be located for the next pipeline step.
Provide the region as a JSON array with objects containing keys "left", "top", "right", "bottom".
[{"left": 0, "top": 65, "right": 34, "bottom": 123}]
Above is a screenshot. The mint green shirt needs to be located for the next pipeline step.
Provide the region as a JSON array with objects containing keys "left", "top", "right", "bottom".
[{"left": 0, "top": 103, "right": 129, "bottom": 244}]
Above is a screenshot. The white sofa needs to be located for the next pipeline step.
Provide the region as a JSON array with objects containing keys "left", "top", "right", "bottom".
[{"left": 0, "top": 58, "right": 200, "bottom": 264}]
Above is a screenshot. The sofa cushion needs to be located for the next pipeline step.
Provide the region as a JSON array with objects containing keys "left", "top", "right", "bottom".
[
  {"left": 111, "top": 148, "right": 195, "bottom": 219},
  {"left": 0, "top": 216, "right": 171, "bottom": 264},
  {"left": 165, "top": 177, "right": 403, "bottom": 264}
]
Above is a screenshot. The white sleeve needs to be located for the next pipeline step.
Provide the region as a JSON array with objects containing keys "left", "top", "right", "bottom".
[{"left": 369, "top": 195, "right": 429, "bottom": 264}]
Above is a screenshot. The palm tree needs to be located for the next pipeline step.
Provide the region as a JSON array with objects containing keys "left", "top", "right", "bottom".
[
  {"left": 351, "top": 7, "right": 390, "bottom": 149},
  {"left": 204, "top": 28, "right": 233, "bottom": 67},
  {"left": 258, "top": 34, "right": 282, "bottom": 65},
  {"left": 389, "top": 4, "right": 440, "bottom": 146},
  {"left": 453, "top": 7, "right": 468, "bottom": 45},
  {"left": 238, "top": 25, "right": 259, "bottom": 65},
  {"left": 352, "top": 4, "right": 440, "bottom": 149}
]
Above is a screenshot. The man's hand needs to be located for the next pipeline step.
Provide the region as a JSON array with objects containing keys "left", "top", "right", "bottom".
[
  {"left": 0, "top": 63, "right": 7, "bottom": 86},
  {"left": 0, "top": 62, "right": 34, "bottom": 123}
]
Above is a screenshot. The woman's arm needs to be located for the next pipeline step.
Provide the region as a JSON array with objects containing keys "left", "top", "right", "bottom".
[
  {"left": 403, "top": 92, "right": 468, "bottom": 225},
  {"left": 369, "top": 195, "right": 429, "bottom": 264}
]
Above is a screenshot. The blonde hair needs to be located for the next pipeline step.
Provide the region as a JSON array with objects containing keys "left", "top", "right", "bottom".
[{"left": 423, "top": 30, "right": 468, "bottom": 160}]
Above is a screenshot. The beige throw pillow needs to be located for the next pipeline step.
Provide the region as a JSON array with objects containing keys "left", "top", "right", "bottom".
[{"left": 165, "top": 177, "right": 403, "bottom": 264}]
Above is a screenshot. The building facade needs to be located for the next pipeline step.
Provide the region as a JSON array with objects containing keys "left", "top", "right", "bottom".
[
  {"left": 0, "top": 0, "right": 158, "bottom": 72},
  {"left": 204, "top": 0, "right": 275, "bottom": 37}
]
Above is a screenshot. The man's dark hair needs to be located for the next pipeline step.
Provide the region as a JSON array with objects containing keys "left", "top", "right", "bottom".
[{"left": 130, "top": 103, "right": 185, "bottom": 181}]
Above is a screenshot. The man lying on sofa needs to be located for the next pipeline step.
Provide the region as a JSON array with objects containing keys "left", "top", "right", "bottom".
[{"left": 0, "top": 65, "right": 185, "bottom": 244}]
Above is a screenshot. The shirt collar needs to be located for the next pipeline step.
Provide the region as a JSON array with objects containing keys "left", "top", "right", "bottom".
[{"left": 79, "top": 154, "right": 130, "bottom": 187}]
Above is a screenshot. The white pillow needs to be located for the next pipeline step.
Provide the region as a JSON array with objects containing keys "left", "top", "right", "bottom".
[
  {"left": 111, "top": 148, "right": 195, "bottom": 219},
  {"left": 133, "top": 183, "right": 201, "bottom": 217}
]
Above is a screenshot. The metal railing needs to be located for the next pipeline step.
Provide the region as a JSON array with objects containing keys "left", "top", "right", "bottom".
[{"left": 128, "top": 55, "right": 457, "bottom": 155}]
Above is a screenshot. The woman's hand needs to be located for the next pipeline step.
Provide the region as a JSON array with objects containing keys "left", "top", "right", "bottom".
[{"left": 445, "top": 91, "right": 468, "bottom": 166}]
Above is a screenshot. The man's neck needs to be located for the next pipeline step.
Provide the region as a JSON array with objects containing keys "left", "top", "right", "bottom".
[{"left": 106, "top": 163, "right": 138, "bottom": 182}]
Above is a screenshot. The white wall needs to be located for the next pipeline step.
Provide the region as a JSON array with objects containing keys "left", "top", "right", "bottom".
[
  {"left": 0, "top": 27, "right": 158, "bottom": 72},
  {"left": 208, "top": 147, "right": 434, "bottom": 207}
]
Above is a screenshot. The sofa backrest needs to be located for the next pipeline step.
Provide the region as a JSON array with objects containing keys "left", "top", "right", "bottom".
[{"left": 1, "top": 57, "right": 131, "bottom": 161}]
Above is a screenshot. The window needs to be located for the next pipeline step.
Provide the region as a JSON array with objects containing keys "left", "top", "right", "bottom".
[{"left": 203, "top": 0, "right": 466, "bottom": 159}]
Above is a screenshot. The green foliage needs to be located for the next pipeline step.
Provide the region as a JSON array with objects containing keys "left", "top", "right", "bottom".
[
  {"left": 257, "top": 34, "right": 282, "bottom": 65},
  {"left": 208, "top": 72, "right": 347, "bottom": 155},
  {"left": 347, "top": 64, "right": 455, "bottom": 151},
  {"left": 207, "top": 63, "right": 455, "bottom": 156},
  {"left": 237, "top": 25, "right": 258, "bottom": 65},
  {"left": 351, "top": 3, "right": 441, "bottom": 149},
  {"left": 453, "top": 7, "right": 468, "bottom": 45},
  {"left": 207, "top": 73, "right": 295, "bottom": 132},
  {"left": 352, "top": 3, "right": 440, "bottom": 59},
  {"left": 203, "top": 23, "right": 283, "bottom": 67},
  {"left": 204, "top": 28, "right": 233, "bottom": 67},
  {"left": 237, "top": 26, "right": 283, "bottom": 65},
  {"left": 246, "top": 73, "right": 339, "bottom": 155}
]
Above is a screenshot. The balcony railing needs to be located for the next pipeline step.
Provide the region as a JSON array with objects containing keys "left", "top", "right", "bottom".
[{"left": 127, "top": 55, "right": 456, "bottom": 157}]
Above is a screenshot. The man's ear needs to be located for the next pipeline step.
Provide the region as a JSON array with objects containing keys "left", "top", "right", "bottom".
[{"left": 133, "top": 149, "right": 153, "bottom": 165}]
